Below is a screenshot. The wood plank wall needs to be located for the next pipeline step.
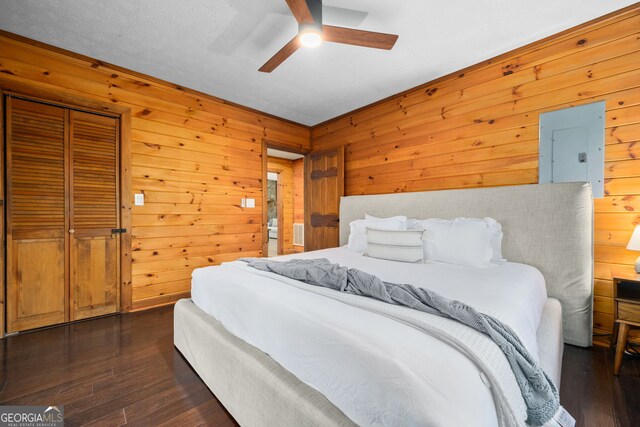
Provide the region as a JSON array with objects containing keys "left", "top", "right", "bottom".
[
  {"left": 293, "top": 158, "right": 305, "bottom": 252},
  {"left": 268, "top": 157, "right": 295, "bottom": 254},
  {"left": 0, "top": 32, "right": 310, "bottom": 311},
  {"left": 311, "top": 6, "right": 640, "bottom": 344}
]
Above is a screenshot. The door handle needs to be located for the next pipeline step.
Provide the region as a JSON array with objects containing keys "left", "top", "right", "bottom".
[
  {"left": 69, "top": 229, "right": 75, "bottom": 234},
  {"left": 111, "top": 228, "right": 127, "bottom": 234}
]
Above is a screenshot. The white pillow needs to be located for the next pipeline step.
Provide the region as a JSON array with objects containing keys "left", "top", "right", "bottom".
[
  {"left": 365, "top": 229, "right": 425, "bottom": 263},
  {"left": 420, "top": 217, "right": 498, "bottom": 268},
  {"left": 406, "top": 218, "right": 426, "bottom": 231},
  {"left": 484, "top": 217, "right": 505, "bottom": 262},
  {"left": 414, "top": 217, "right": 504, "bottom": 263},
  {"left": 347, "top": 215, "right": 407, "bottom": 252},
  {"left": 364, "top": 214, "right": 408, "bottom": 228}
]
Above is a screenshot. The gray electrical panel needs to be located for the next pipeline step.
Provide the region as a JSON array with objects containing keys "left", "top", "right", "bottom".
[{"left": 539, "top": 101, "right": 605, "bottom": 198}]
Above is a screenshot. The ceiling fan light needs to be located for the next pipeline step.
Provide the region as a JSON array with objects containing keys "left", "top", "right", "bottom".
[{"left": 299, "top": 27, "right": 322, "bottom": 48}]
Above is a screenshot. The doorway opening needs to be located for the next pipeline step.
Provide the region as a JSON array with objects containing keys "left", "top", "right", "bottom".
[
  {"left": 265, "top": 148, "right": 305, "bottom": 257},
  {"left": 267, "top": 171, "right": 279, "bottom": 257}
]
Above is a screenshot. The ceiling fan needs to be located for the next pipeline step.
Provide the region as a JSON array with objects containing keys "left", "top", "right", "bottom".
[{"left": 259, "top": 0, "right": 399, "bottom": 73}]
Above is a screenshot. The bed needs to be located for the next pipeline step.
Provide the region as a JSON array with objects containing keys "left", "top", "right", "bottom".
[{"left": 174, "top": 182, "right": 593, "bottom": 426}]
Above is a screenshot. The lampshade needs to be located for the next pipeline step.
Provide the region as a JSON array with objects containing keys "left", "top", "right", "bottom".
[{"left": 627, "top": 225, "right": 640, "bottom": 251}]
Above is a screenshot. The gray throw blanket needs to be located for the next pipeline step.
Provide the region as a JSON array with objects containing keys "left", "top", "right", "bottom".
[{"left": 241, "top": 257, "right": 561, "bottom": 426}]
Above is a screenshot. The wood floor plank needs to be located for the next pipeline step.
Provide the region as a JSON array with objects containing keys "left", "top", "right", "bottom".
[
  {"left": 79, "top": 409, "right": 127, "bottom": 427},
  {"left": 120, "top": 376, "right": 202, "bottom": 423},
  {"left": 606, "top": 347, "right": 640, "bottom": 427},
  {"left": 0, "top": 370, "right": 111, "bottom": 406},
  {"left": 123, "top": 380, "right": 215, "bottom": 427},
  {"left": 559, "top": 344, "right": 640, "bottom": 427},
  {"left": 67, "top": 377, "right": 190, "bottom": 425},
  {"left": 157, "top": 399, "right": 238, "bottom": 427},
  {"left": 1, "top": 305, "right": 638, "bottom": 426}
]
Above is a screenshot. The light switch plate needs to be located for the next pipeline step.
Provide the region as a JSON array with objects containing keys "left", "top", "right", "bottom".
[
  {"left": 134, "top": 193, "right": 144, "bottom": 206},
  {"left": 241, "top": 198, "right": 246, "bottom": 208}
]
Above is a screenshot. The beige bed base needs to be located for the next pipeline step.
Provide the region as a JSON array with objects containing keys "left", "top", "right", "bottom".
[
  {"left": 175, "top": 182, "right": 589, "bottom": 425},
  {"left": 174, "top": 297, "right": 564, "bottom": 426}
]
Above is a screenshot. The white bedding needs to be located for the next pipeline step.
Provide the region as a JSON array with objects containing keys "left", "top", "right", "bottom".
[{"left": 191, "top": 247, "right": 548, "bottom": 427}]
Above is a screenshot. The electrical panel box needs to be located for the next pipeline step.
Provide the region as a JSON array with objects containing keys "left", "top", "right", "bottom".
[{"left": 539, "top": 101, "right": 605, "bottom": 198}]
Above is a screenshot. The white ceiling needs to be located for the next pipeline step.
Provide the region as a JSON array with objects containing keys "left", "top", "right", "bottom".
[{"left": 0, "top": 1, "right": 635, "bottom": 126}]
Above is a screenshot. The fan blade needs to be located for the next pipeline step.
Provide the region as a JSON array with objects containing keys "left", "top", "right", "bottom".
[
  {"left": 259, "top": 36, "right": 301, "bottom": 73},
  {"left": 285, "top": 0, "right": 315, "bottom": 24},
  {"left": 322, "top": 25, "right": 398, "bottom": 50}
]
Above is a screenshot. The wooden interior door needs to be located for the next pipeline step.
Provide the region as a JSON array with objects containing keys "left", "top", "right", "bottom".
[
  {"left": 304, "top": 147, "right": 344, "bottom": 251},
  {"left": 6, "top": 98, "right": 68, "bottom": 333},
  {"left": 69, "top": 110, "right": 120, "bottom": 320}
]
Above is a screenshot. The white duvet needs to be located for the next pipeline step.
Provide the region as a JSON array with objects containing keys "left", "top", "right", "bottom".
[{"left": 191, "top": 247, "right": 548, "bottom": 427}]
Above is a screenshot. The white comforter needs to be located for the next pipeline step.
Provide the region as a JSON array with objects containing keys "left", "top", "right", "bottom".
[{"left": 191, "top": 247, "right": 548, "bottom": 426}]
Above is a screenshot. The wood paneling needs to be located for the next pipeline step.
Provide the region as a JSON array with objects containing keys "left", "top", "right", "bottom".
[
  {"left": 0, "top": 31, "right": 310, "bottom": 314},
  {"left": 310, "top": 5, "right": 640, "bottom": 343},
  {"left": 268, "top": 157, "right": 295, "bottom": 254}
]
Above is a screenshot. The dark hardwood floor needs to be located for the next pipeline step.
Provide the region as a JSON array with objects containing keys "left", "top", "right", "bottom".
[
  {"left": 560, "top": 343, "right": 640, "bottom": 427},
  {"left": 0, "top": 306, "right": 237, "bottom": 426},
  {"left": 1, "top": 305, "right": 639, "bottom": 426}
]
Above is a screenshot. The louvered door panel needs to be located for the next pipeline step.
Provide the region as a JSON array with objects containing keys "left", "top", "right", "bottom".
[
  {"left": 6, "top": 97, "right": 67, "bottom": 332},
  {"left": 70, "top": 111, "right": 119, "bottom": 320}
]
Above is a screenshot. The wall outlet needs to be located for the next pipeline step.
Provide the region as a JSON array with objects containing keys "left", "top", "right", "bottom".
[
  {"left": 246, "top": 198, "right": 255, "bottom": 208},
  {"left": 134, "top": 193, "right": 144, "bottom": 206}
]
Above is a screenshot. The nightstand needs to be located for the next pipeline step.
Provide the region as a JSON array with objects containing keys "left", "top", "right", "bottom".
[{"left": 611, "top": 269, "right": 640, "bottom": 375}]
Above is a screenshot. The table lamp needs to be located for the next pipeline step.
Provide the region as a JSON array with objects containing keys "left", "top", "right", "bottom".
[{"left": 626, "top": 225, "right": 640, "bottom": 273}]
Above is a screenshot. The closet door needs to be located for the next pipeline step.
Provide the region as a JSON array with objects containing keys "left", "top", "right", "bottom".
[
  {"left": 6, "top": 98, "right": 68, "bottom": 333},
  {"left": 69, "top": 111, "right": 119, "bottom": 320}
]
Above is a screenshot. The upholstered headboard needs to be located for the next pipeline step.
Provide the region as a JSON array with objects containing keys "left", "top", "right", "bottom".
[{"left": 339, "top": 182, "right": 594, "bottom": 347}]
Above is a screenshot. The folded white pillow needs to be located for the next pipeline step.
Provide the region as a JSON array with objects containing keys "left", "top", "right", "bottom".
[
  {"left": 406, "top": 218, "right": 426, "bottom": 231},
  {"left": 364, "top": 214, "right": 408, "bottom": 226},
  {"left": 347, "top": 215, "right": 407, "bottom": 252},
  {"left": 365, "top": 229, "right": 425, "bottom": 263},
  {"left": 420, "top": 217, "right": 503, "bottom": 268}
]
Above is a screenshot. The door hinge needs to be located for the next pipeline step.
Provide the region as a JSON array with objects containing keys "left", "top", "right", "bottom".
[{"left": 111, "top": 228, "right": 127, "bottom": 234}]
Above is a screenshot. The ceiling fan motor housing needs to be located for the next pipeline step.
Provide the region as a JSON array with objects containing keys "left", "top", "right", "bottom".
[{"left": 300, "top": 0, "right": 323, "bottom": 35}]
